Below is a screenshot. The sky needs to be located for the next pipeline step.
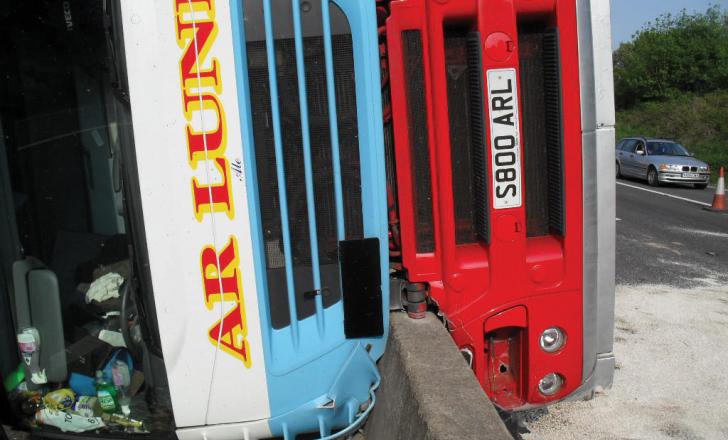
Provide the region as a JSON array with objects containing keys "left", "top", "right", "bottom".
[{"left": 611, "top": 0, "right": 728, "bottom": 49}]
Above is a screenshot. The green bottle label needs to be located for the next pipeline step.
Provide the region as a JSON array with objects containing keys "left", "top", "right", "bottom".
[{"left": 98, "top": 390, "right": 116, "bottom": 410}]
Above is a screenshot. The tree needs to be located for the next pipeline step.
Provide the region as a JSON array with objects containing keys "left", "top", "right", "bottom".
[{"left": 613, "top": 6, "right": 728, "bottom": 109}]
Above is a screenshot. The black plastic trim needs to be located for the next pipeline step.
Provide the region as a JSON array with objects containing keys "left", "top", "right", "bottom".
[{"left": 340, "top": 238, "right": 384, "bottom": 338}]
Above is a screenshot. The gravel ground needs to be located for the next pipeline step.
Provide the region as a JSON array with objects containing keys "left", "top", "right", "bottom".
[{"left": 521, "top": 283, "right": 728, "bottom": 440}]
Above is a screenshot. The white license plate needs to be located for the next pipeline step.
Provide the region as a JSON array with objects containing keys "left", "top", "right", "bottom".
[
  {"left": 487, "top": 68, "right": 522, "bottom": 209},
  {"left": 682, "top": 172, "right": 699, "bottom": 178}
]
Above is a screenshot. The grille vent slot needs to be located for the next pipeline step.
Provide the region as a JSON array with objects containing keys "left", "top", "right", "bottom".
[
  {"left": 244, "top": 2, "right": 363, "bottom": 329},
  {"left": 542, "top": 31, "right": 565, "bottom": 236},
  {"left": 520, "top": 29, "right": 565, "bottom": 238},
  {"left": 444, "top": 29, "right": 489, "bottom": 245},
  {"left": 402, "top": 30, "right": 436, "bottom": 253},
  {"left": 466, "top": 32, "right": 490, "bottom": 244}
]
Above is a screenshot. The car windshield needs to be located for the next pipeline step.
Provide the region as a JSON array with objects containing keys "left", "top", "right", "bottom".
[{"left": 646, "top": 141, "right": 690, "bottom": 157}]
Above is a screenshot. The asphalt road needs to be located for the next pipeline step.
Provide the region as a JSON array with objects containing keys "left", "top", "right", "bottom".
[{"left": 616, "top": 176, "right": 728, "bottom": 287}]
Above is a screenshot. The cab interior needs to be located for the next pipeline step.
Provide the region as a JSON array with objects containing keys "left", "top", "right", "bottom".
[{"left": 0, "top": 1, "right": 173, "bottom": 436}]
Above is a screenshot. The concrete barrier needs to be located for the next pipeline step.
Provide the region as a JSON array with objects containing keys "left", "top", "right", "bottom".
[{"left": 364, "top": 312, "right": 513, "bottom": 440}]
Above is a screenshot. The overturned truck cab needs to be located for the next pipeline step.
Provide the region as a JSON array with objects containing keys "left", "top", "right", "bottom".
[
  {"left": 382, "top": 0, "right": 615, "bottom": 410},
  {"left": 0, "top": 0, "right": 388, "bottom": 439}
]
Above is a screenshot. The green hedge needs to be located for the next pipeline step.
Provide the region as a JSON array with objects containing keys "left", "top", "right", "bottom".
[{"left": 613, "top": 6, "right": 728, "bottom": 109}]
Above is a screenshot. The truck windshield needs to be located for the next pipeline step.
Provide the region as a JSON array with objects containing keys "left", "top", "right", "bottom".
[{"left": 0, "top": 1, "right": 174, "bottom": 436}]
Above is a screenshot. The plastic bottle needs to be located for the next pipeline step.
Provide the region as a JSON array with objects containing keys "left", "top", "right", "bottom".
[
  {"left": 3, "top": 363, "right": 25, "bottom": 392},
  {"left": 111, "top": 360, "right": 131, "bottom": 416},
  {"left": 95, "top": 370, "right": 118, "bottom": 414},
  {"left": 17, "top": 327, "right": 47, "bottom": 385}
]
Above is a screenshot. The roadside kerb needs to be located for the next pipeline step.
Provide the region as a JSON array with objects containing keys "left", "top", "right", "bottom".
[{"left": 364, "top": 312, "right": 513, "bottom": 440}]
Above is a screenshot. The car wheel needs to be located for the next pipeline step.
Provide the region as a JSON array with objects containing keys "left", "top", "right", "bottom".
[
  {"left": 694, "top": 183, "right": 708, "bottom": 190},
  {"left": 616, "top": 162, "right": 621, "bottom": 178},
  {"left": 647, "top": 167, "right": 660, "bottom": 187}
]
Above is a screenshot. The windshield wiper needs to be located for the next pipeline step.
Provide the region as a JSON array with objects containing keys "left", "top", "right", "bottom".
[{"left": 103, "top": 0, "right": 130, "bottom": 105}]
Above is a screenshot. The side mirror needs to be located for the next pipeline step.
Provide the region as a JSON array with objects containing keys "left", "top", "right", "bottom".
[{"left": 689, "top": 152, "right": 695, "bottom": 157}]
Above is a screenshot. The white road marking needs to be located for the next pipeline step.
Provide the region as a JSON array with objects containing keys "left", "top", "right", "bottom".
[
  {"left": 616, "top": 182, "right": 712, "bottom": 207},
  {"left": 670, "top": 227, "right": 728, "bottom": 239}
]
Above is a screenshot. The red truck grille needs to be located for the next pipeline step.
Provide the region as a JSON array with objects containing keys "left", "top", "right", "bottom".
[{"left": 385, "top": 0, "right": 584, "bottom": 409}]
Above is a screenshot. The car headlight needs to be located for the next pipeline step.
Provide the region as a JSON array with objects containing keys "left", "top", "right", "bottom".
[
  {"left": 658, "top": 164, "right": 682, "bottom": 172},
  {"left": 700, "top": 165, "right": 710, "bottom": 172}
]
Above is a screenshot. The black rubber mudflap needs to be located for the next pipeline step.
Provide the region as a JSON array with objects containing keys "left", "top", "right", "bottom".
[{"left": 340, "top": 238, "right": 384, "bottom": 338}]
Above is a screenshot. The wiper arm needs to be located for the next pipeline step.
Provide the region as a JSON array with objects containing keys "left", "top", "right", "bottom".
[{"left": 103, "top": 0, "right": 130, "bottom": 105}]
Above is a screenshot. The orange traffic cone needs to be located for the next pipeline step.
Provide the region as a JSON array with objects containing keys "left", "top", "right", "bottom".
[{"left": 705, "top": 167, "right": 726, "bottom": 212}]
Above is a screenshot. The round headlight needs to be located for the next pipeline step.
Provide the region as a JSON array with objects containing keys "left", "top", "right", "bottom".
[
  {"left": 539, "top": 327, "right": 566, "bottom": 353},
  {"left": 538, "top": 373, "right": 564, "bottom": 396}
]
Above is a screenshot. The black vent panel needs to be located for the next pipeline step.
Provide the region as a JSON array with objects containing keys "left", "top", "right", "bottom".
[
  {"left": 444, "top": 29, "right": 475, "bottom": 245},
  {"left": 519, "top": 29, "right": 565, "bottom": 238},
  {"left": 244, "top": 4, "right": 363, "bottom": 329},
  {"left": 402, "top": 30, "right": 436, "bottom": 253},
  {"left": 444, "top": 29, "right": 490, "bottom": 245},
  {"left": 542, "top": 31, "right": 565, "bottom": 236},
  {"left": 467, "top": 32, "right": 490, "bottom": 244}
]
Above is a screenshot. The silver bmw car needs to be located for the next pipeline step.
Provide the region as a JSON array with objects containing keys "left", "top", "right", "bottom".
[{"left": 615, "top": 137, "right": 711, "bottom": 189}]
